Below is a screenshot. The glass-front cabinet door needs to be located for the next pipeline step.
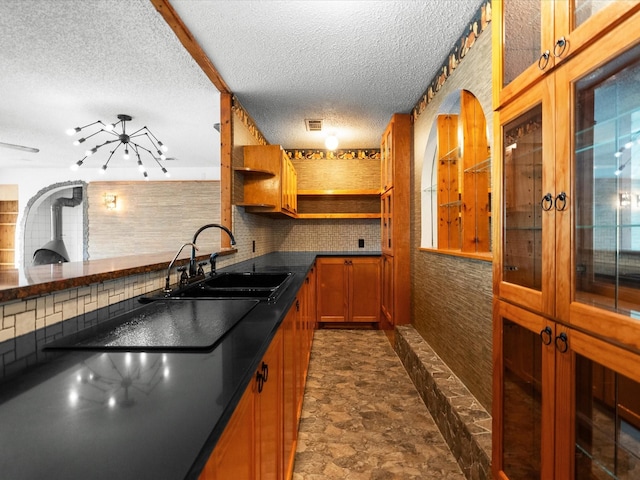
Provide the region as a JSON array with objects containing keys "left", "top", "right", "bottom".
[
  {"left": 494, "top": 300, "right": 556, "bottom": 479},
  {"left": 565, "top": 329, "right": 640, "bottom": 479},
  {"left": 496, "top": 76, "right": 556, "bottom": 315},
  {"left": 556, "top": 14, "right": 640, "bottom": 352},
  {"left": 494, "top": 0, "right": 640, "bottom": 107},
  {"left": 495, "top": 300, "right": 640, "bottom": 479}
]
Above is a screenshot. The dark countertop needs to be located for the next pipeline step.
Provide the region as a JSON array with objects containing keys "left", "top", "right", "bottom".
[{"left": 0, "top": 251, "right": 379, "bottom": 480}]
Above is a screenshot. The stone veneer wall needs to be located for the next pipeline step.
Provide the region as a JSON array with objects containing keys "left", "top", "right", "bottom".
[
  {"left": 394, "top": 325, "right": 491, "bottom": 480},
  {"left": 411, "top": 23, "right": 493, "bottom": 410}
]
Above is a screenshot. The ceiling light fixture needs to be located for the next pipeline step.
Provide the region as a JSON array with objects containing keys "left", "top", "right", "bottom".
[
  {"left": 68, "top": 114, "right": 170, "bottom": 180},
  {"left": 325, "top": 134, "right": 339, "bottom": 151}
]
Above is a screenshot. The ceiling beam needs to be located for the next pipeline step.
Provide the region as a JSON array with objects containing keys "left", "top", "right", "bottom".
[{"left": 150, "top": 0, "right": 231, "bottom": 94}]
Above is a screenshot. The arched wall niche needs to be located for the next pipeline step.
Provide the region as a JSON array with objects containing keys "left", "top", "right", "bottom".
[{"left": 420, "top": 89, "right": 491, "bottom": 254}]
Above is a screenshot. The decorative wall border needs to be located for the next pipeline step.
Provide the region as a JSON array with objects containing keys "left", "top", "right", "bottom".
[
  {"left": 412, "top": 1, "right": 492, "bottom": 121},
  {"left": 231, "top": 95, "right": 268, "bottom": 145},
  {"left": 285, "top": 149, "right": 380, "bottom": 161}
]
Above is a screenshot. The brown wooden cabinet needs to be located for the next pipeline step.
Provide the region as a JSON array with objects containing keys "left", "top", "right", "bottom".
[
  {"left": 0, "top": 200, "right": 18, "bottom": 269},
  {"left": 493, "top": 0, "right": 639, "bottom": 108},
  {"left": 255, "top": 330, "right": 282, "bottom": 480},
  {"left": 200, "top": 269, "right": 315, "bottom": 480},
  {"left": 380, "top": 114, "right": 411, "bottom": 326},
  {"left": 493, "top": 3, "right": 640, "bottom": 479},
  {"left": 235, "top": 145, "right": 297, "bottom": 217},
  {"left": 316, "top": 256, "right": 380, "bottom": 325}
]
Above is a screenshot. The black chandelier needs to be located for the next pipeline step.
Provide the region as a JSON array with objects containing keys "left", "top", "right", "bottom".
[{"left": 68, "top": 114, "right": 170, "bottom": 179}]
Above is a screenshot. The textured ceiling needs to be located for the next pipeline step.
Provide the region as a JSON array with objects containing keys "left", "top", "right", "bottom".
[
  {"left": 0, "top": 0, "right": 482, "bottom": 174},
  {"left": 171, "top": 0, "right": 483, "bottom": 149},
  {"left": 0, "top": 0, "right": 218, "bottom": 174}
]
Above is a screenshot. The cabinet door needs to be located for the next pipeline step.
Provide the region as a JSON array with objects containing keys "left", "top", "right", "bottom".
[
  {"left": 493, "top": 300, "right": 556, "bottom": 480},
  {"left": 316, "top": 258, "right": 348, "bottom": 322},
  {"left": 282, "top": 307, "right": 297, "bottom": 479},
  {"left": 557, "top": 12, "right": 640, "bottom": 350},
  {"left": 495, "top": 75, "right": 556, "bottom": 316},
  {"left": 281, "top": 154, "right": 297, "bottom": 215},
  {"left": 349, "top": 257, "right": 381, "bottom": 323},
  {"left": 561, "top": 329, "right": 640, "bottom": 479},
  {"left": 381, "top": 254, "right": 394, "bottom": 324},
  {"left": 494, "top": 0, "right": 640, "bottom": 107},
  {"left": 255, "top": 330, "right": 282, "bottom": 480},
  {"left": 381, "top": 122, "right": 393, "bottom": 192},
  {"left": 199, "top": 383, "right": 256, "bottom": 480},
  {"left": 381, "top": 190, "right": 393, "bottom": 255}
]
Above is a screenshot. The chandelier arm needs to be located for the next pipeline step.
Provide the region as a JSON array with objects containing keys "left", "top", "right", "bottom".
[
  {"left": 92, "top": 138, "right": 121, "bottom": 152},
  {"left": 130, "top": 143, "right": 150, "bottom": 179},
  {"left": 128, "top": 126, "right": 147, "bottom": 138},
  {"left": 144, "top": 127, "right": 165, "bottom": 147},
  {"left": 75, "top": 128, "right": 113, "bottom": 144},
  {"left": 100, "top": 147, "right": 119, "bottom": 172}
]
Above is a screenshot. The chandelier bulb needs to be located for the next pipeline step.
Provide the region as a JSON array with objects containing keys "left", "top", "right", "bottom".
[
  {"left": 99, "top": 165, "right": 107, "bottom": 174},
  {"left": 85, "top": 147, "right": 97, "bottom": 156},
  {"left": 66, "top": 127, "right": 81, "bottom": 136},
  {"left": 162, "top": 167, "right": 170, "bottom": 178},
  {"left": 143, "top": 171, "right": 149, "bottom": 180},
  {"left": 123, "top": 148, "right": 130, "bottom": 160},
  {"left": 158, "top": 141, "right": 168, "bottom": 152}
]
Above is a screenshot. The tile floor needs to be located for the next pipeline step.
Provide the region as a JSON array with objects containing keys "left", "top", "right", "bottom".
[{"left": 293, "top": 329, "right": 465, "bottom": 479}]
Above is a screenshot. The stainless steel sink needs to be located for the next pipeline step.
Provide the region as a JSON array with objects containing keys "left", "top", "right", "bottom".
[{"left": 142, "top": 272, "right": 293, "bottom": 303}]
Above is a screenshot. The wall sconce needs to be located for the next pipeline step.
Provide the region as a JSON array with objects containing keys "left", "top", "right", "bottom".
[
  {"left": 620, "top": 192, "right": 631, "bottom": 208},
  {"left": 103, "top": 194, "right": 117, "bottom": 210}
]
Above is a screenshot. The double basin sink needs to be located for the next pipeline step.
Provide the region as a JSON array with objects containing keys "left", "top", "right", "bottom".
[
  {"left": 44, "top": 272, "right": 293, "bottom": 352},
  {"left": 151, "top": 271, "right": 293, "bottom": 302}
]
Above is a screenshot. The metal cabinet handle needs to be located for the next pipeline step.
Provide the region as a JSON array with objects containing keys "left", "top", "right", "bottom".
[
  {"left": 540, "top": 326, "right": 552, "bottom": 346},
  {"left": 256, "top": 370, "right": 265, "bottom": 393},
  {"left": 538, "top": 50, "right": 551, "bottom": 70},
  {"left": 555, "top": 192, "right": 567, "bottom": 211},
  {"left": 261, "top": 361, "right": 269, "bottom": 382},
  {"left": 555, "top": 332, "right": 568, "bottom": 353},
  {"left": 541, "top": 193, "right": 554, "bottom": 211},
  {"left": 553, "top": 36, "right": 567, "bottom": 57}
]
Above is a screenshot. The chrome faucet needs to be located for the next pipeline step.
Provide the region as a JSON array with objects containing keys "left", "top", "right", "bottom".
[
  {"left": 189, "top": 224, "right": 236, "bottom": 277},
  {"left": 165, "top": 242, "right": 198, "bottom": 293}
]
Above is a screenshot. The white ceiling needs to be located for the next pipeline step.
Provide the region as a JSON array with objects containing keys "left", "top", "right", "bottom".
[{"left": 0, "top": 0, "right": 482, "bottom": 175}]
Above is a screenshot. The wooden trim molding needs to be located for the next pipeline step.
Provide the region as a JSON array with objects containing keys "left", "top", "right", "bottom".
[
  {"left": 412, "top": 1, "right": 492, "bottom": 121},
  {"left": 150, "top": 0, "right": 232, "bottom": 94}
]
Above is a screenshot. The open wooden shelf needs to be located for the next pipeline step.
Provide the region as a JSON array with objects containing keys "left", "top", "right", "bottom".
[
  {"left": 233, "top": 166, "right": 276, "bottom": 176},
  {"left": 296, "top": 213, "right": 381, "bottom": 219},
  {"left": 297, "top": 189, "right": 380, "bottom": 196},
  {"left": 235, "top": 202, "right": 277, "bottom": 208}
]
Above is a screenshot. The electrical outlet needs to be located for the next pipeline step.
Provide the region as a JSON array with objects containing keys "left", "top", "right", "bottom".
[{"left": 358, "top": 239, "right": 364, "bottom": 248}]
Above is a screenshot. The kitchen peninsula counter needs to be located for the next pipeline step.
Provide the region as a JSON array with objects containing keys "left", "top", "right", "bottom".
[
  {"left": 0, "top": 249, "right": 237, "bottom": 302},
  {"left": 0, "top": 251, "right": 379, "bottom": 480}
]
